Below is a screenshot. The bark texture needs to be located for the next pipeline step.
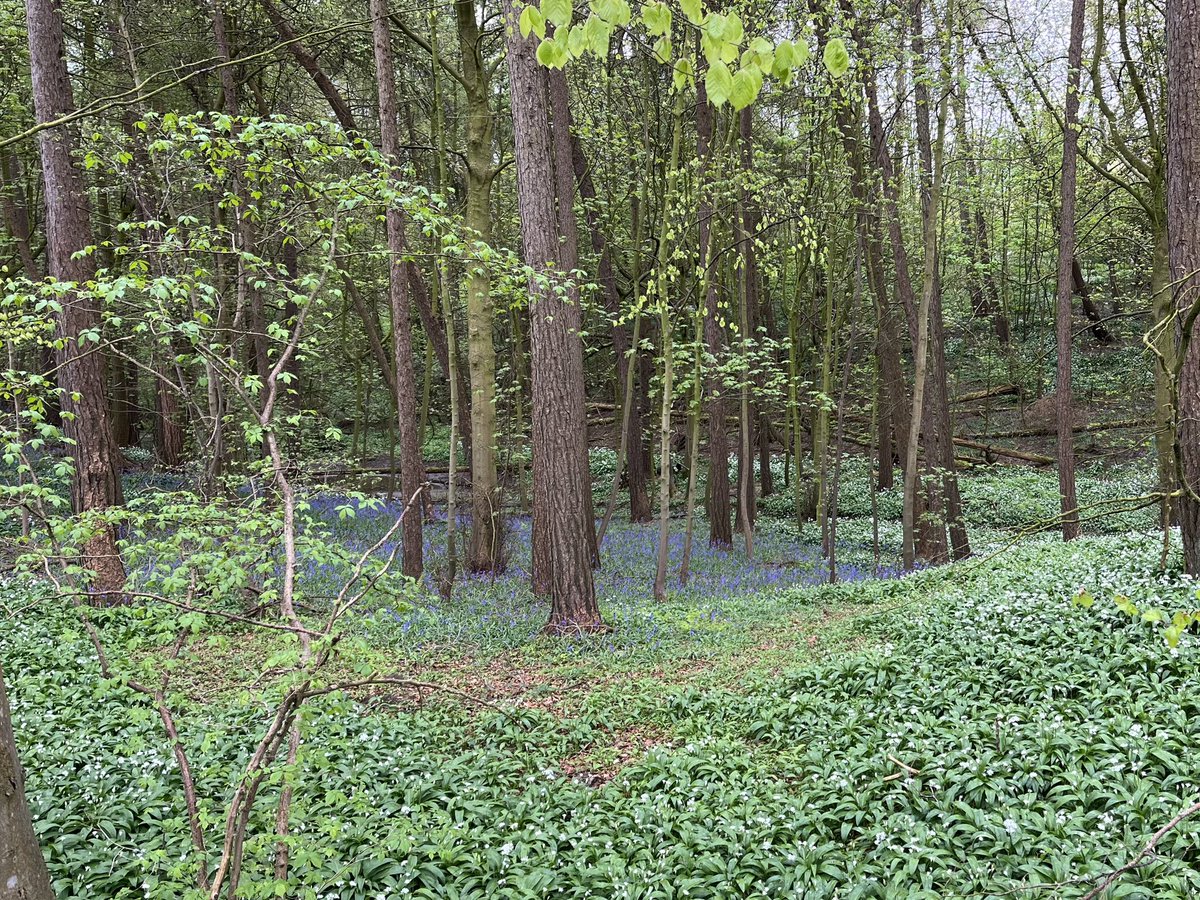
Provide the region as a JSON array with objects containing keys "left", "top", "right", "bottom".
[
  {"left": 504, "top": 19, "right": 601, "bottom": 630},
  {"left": 0, "top": 664, "right": 55, "bottom": 900},
  {"left": 371, "top": 0, "right": 425, "bottom": 577},
  {"left": 1055, "top": 0, "right": 1086, "bottom": 541},
  {"left": 696, "top": 81, "right": 733, "bottom": 547},
  {"left": 26, "top": 0, "right": 126, "bottom": 598},
  {"left": 1169, "top": 0, "right": 1200, "bottom": 569},
  {"left": 457, "top": 0, "right": 502, "bottom": 572}
]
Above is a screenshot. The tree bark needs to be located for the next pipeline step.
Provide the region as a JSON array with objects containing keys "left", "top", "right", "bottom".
[
  {"left": 1150, "top": 222, "right": 1177, "bottom": 524},
  {"left": 735, "top": 105, "right": 757, "bottom": 542},
  {"left": 26, "top": 0, "right": 126, "bottom": 598},
  {"left": 1055, "top": 0, "right": 1086, "bottom": 541},
  {"left": 505, "top": 19, "right": 601, "bottom": 629},
  {"left": 1168, "top": 0, "right": 1200, "bottom": 570},
  {"left": 696, "top": 80, "right": 733, "bottom": 547},
  {"left": 547, "top": 68, "right": 599, "bottom": 570},
  {"left": 0, "top": 664, "right": 54, "bottom": 900},
  {"left": 371, "top": 0, "right": 425, "bottom": 578},
  {"left": 913, "top": 3, "right": 969, "bottom": 562},
  {"left": 456, "top": 0, "right": 502, "bottom": 572}
]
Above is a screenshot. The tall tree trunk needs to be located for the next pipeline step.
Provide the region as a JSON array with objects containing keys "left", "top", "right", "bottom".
[
  {"left": 505, "top": 18, "right": 601, "bottom": 629},
  {"left": 865, "top": 63, "right": 943, "bottom": 561},
  {"left": 914, "top": 1, "right": 969, "bottom": 561},
  {"left": 371, "top": 0, "right": 424, "bottom": 577},
  {"left": 1168, "top": 0, "right": 1200, "bottom": 570},
  {"left": 0, "top": 664, "right": 54, "bottom": 900},
  {"left": 735, "top": 105, "right": 757, "bottom": 543},
  {"left": 1150, "top": 222, "right": 1177, "bottom": 525},
  {"left": 155, "top": 368, "right": 185, "bottom": 466},
  {"left": 26, "top": 0, "right": 126, "bottom": 598},
  {"left": 904, "top": 0, "right": 950, "bottom": 569},
  {"left": 696, "top": 81, "right": 733, "bottom": 547},
  {"left": 547, "top": 69, "right": 599, "bottom": 569},
  {"left": 1055, "top": 0, "right": 1086, "bottom": 542},
  {"left": 456, "top": 0, "right": 502, "bottom": 573}
]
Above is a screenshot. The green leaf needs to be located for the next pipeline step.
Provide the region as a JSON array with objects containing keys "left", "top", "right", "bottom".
[
  {"left": 672, "top": 56, "right": 695, "bottom": 90},
  {"left": 594, "top": 0, "right": 631, "bottom": 25},
  {"left": 520, "top": 5, "right": 546, "bottom": 38},
  {"left": 584, "top": 13, "right": 612, "bottom": 54},
  {"left": 536, "top": 36, "right": 569, "bottom": 68},
  {"left": 823, "top": 37, "right": 850, "bottom": 77},
  {"left": 729, "top": 67, "right": 761, "bottom": 110},
  {"left": 541, "top": 0, "right": 572, "bottom": 28},
  {"left": 567, "top": 23, "right": 587, "bottom": 56},
  {"left": 722, "top": 12, "right": 743, "bottom": 45},
  {"left": 679, "top": 0, "right": 703, "bottom": 24},
  {"left": 772, "top": 39, "right": 796, "bottom": 79},
  {"left": 641, "top": 1, "right": 672, "bottom": 36},
  {"left": 653, "top": 35, "right": 672, "bottom": 62},
  {"left": 705, "top": 60, "right": 733, "bottom": 106},
  {"left": 1072, "top": 590, "right": 1094, "bottom": 609}
]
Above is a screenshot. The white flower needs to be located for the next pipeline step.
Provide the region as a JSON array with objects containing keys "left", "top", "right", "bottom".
[{"left": 1003, "top": 818, "right": 1019, "bottom": 835}]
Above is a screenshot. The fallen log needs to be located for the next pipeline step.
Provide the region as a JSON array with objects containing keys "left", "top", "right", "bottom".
[
  {"left": 952, "top": 438, "right": 1055, "bottom": 466},
  {"left": 953, "top": 383, "right": 1020, "bottom": 403},
  {"left": 978, "top": 418, "right": 1151, "bottom": 440}
]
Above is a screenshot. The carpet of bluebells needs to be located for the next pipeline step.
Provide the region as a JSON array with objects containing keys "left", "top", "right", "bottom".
[
  {"left": 6, "top": 461, "right": 1200, "bottom": 899},
  {"left": 306, "top": 497, "right": 900, "bottom": 662}
]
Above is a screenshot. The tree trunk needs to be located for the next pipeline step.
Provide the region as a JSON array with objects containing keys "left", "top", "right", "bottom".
[
  {"left": 0, "top": 664, "right": 54, "bottom": 900},
  {"left": 26, "top": 0, "right": 126, "bottom": 599},
  {"left": 258, "top": 0, "right": 359, "bottom": 132},
  {"left": 696, "top": 81, "right": 733, "bottom": 547},
  {"left": 155, "top": 369, "right": 185, "bottom": 466},
  {"left": 371, "top": 0, "right": 424, "bottom": 578},
  {"left": 913, "top": 1, "right": 968, "bottom": 561},
  {"left": 1150, "top": 222, "right": 1177, "bottom": 525},
  {"left": 735, "top": 105, "right": 758, "bottom": 543},
  {"left": 1055, "top": 0, "right": 1086, "bottom": 542},
  {"left": 1168, "top": 0, "right": 1200, "bottom": 570},
  {"left": 865, "top": 62, "right": 943, "bottom": 561},
  {"left": 547, "top": 69, "right": 599, "bottom": 569},
  {"left": 452, "top": 0, "right": 502, "bottom": 572},
  {"left": 505, "top": 18, "right": 601, "bottom": 629}
]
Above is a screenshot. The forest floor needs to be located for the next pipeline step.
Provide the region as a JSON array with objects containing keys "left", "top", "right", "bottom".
[{"left": 7, "top": 460, "right": 1200, "bottom": 898}]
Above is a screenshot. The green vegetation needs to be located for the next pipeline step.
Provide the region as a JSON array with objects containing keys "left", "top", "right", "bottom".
[{"left": 5, "top": 465, "right": 1200, "bottom": 898}]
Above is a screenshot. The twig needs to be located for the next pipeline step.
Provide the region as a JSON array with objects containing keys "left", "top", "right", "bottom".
[
  {"left": 1079, "top": 799, "right": 1200, "bottom": 900},
  {"left": 887, "top": 754, "right": 921, "bottom": 776}
]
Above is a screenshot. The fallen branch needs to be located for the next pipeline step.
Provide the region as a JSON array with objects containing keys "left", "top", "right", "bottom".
[
  {"left": 978, "top": 418, "right": 1151, "bottom": 440},
  {"left": 887, "top": 754, "right": 921, "bottom": 776},
  {"left": 953, "top": 384, "right": 1020, "bottom": 403},
  {"left": 953, "top": 438, "right": 1055, "bottom": 465},
  {"left": 1080, "top": 799, "right": 1200, "bottom": 900}
]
